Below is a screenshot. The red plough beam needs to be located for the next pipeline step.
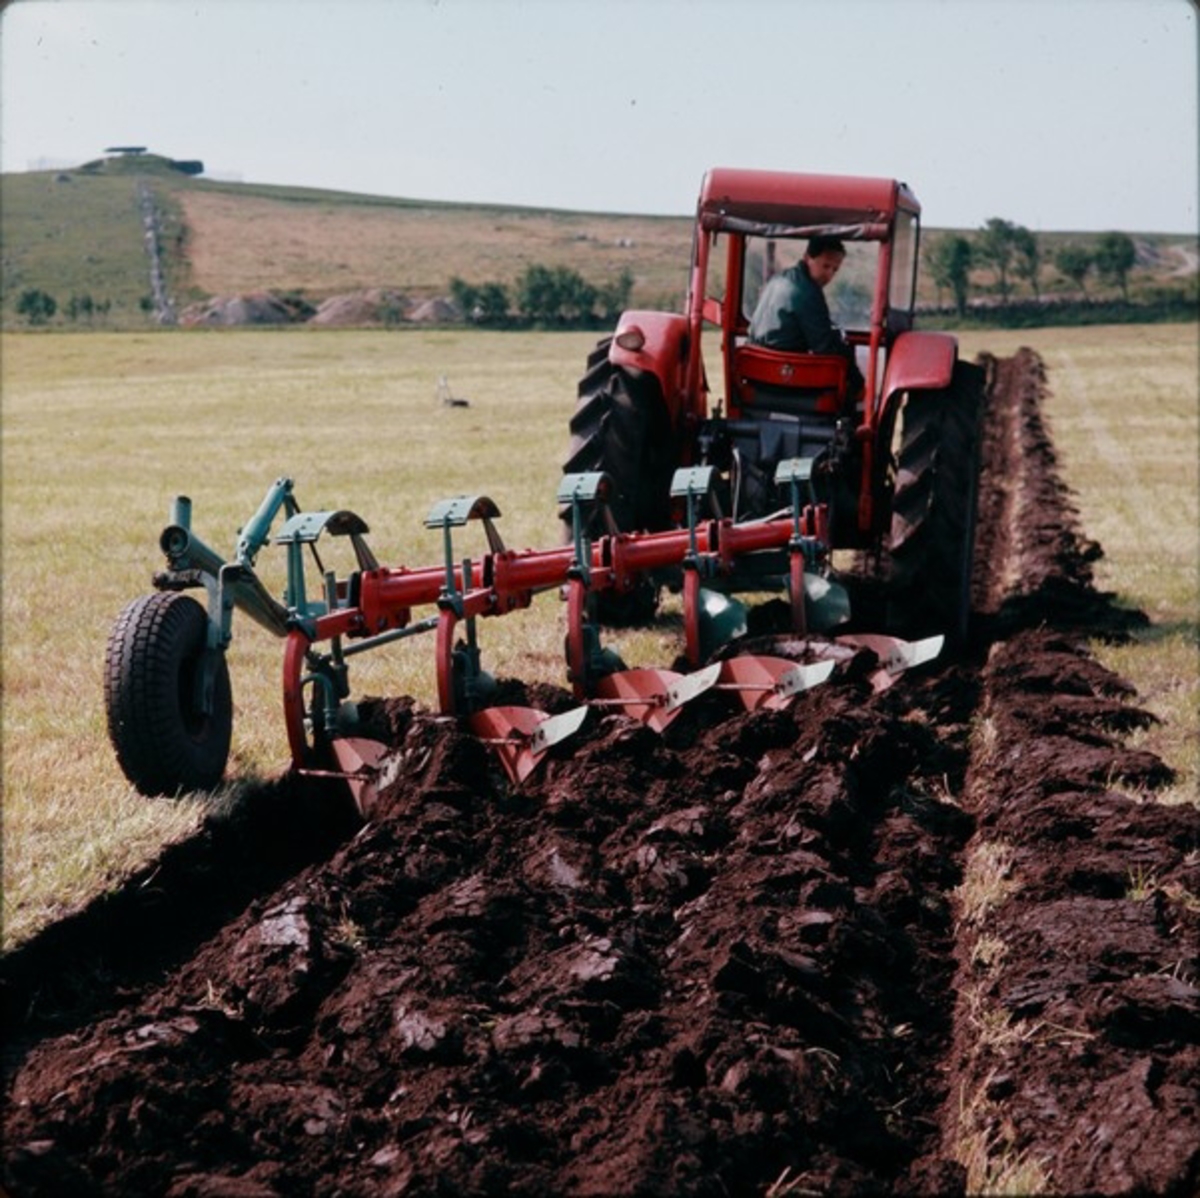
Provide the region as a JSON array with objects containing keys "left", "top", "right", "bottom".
[{"left": 276, "top": 465, "right": 940, "bottom": 807}]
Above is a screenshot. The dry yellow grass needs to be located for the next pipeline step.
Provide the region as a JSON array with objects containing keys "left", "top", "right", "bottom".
[
  {"left": 956, "top": 324, "right": 1199, "bottom": 805},
  {"left": 0, "top": 328, "right": 597, "bottom": 946},
  {"left": 179, "top": 189, "right": 691, "bottom": 302},
  {"left": 2, "top": 322, "right": 1195, "bottom": 950}
]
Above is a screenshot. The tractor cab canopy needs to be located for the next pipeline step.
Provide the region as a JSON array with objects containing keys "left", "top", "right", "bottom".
[
  {"left": 688, "top": 168, "right": 924, "bottom": 414},
  {"left": 697, "top": 168, "right": 918, "bottom": 239},
  {"left": 681, "top": 167, "right": 926, "bottom": 444}
]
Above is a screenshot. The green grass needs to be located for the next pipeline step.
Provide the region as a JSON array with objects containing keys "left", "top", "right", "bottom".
[
  {"left": 2, "top": 323, "right": 1196, "bottom": 949},
  {"left": 0, "top": 172, "right": 173, "bottom": 326}
]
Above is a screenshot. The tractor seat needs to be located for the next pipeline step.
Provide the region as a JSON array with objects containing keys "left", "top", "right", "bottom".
[{"left": 733, "top": 346, "right": 849, "bottom": 418}]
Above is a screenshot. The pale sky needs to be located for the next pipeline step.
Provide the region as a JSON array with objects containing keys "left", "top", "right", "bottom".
[{"left": 1, "top": 0, "right": 1196, "bottom": 233}]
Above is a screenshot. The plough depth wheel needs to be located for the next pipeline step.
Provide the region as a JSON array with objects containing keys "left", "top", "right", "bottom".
[{"left": 104, "top": 591, "right": 233, "bottom": 795}]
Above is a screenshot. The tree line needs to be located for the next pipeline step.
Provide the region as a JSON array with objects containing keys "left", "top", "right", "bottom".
[
  {"left": 925, "top": 222, "right": 1141, "bottom": 317},
  {"left": 10, "top": 229, "right": 1185, "bottom": 331},
  {"left": 13, "top": 266, "right": 634, "bottom": 330},
  {"left": 14, "top": 288, "right": 131, "bottom": 325},
  {"left": 449, "top": 264, "right": 635, "bottom": 328}
]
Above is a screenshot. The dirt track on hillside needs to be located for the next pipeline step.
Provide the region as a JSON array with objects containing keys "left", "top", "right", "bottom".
[{"left": 2, "top": 350, "right": 1197, "bottom": 1197}]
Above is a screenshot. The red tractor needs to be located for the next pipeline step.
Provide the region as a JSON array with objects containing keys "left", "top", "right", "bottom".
[
  {"left": 105, "top": 167, "right": 984, "bottom": 803},
  {"left": 564, "top": 167, "right": 984, "bottom": 646}
]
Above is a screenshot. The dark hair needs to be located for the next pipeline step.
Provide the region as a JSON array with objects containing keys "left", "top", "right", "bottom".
[{"left": 806, "top": 235, "right": 846, "bottom": 258}]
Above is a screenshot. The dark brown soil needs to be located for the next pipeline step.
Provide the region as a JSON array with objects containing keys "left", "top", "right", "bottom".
[{"left": 3, "top": 350, "right": 1197, "bottom": 1197}]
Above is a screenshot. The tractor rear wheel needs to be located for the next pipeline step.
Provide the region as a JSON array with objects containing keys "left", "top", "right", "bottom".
[
  {"left": 886, "top": 361, "right": 986, "bottom": 648},
  {"left": 562, "top": 337, "right": 676, "bottom": 624},
  {"left": 104, "top": 591, "right": 233, "bottom": 795}
]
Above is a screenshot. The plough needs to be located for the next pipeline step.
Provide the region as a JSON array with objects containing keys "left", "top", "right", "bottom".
[{"left": 104, "top": 460, "right": 942, "bottom": 813}]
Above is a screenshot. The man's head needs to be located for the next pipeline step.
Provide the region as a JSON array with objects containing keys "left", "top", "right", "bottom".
[{"left": 804, "top": 235, "right": 846, "bottom": 289}]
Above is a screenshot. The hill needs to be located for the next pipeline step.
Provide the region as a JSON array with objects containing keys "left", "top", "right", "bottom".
[
  {"left": 176, "top": 182, "right": 691, "bottom": 311},
  {"left": 1, "top": 167, "right": 695, "bottom": 330},
  {"left": 1, "top": 164, "right": 1196, "bottom": 330}
]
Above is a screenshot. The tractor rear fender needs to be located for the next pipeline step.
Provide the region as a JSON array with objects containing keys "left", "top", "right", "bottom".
[
  {"left": 864, "top": 331, "right": 960, "bottom": 532},
  {"left": 879, "top": 330, "right": 959, "bottom": 419},
  {"left": 609, "top": 310, "right": 693, "bottom": 429},
  {"left": 879, "top": 330, "right": 958, "bottom": 414}
]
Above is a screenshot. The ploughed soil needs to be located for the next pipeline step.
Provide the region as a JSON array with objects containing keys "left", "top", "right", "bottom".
[{"left": 3, "top": 351, "right": 1197, "bottom": 1197}]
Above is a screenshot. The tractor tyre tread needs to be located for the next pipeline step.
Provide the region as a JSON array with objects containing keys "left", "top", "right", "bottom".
[
  {"left": 886, "top": 360, "right": 986, "bottom": 647},
  {"left": 562, "top": 338, "right": 675, "bottom": 624}
]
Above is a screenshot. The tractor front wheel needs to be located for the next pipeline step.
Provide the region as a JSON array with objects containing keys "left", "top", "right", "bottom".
[{"left": 104, "top": 591, "right": 233, "bottom": 795}]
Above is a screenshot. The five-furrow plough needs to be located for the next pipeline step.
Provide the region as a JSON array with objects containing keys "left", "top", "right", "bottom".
[{"left": 105, "top": 462, "right": 941, "bottom": 812}]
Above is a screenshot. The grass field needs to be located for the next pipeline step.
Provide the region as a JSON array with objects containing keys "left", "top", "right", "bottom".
[
  {"left": 956, "top": 323, "right": 1199, "bottom": 805},
  {"left": 0, "top": 173, "right": 169, "bottom": 323},
  {"left": 2, "top": 322, "right": 1196, "bottom": 949}
]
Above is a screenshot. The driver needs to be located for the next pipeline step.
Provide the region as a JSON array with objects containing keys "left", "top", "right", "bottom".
[{"left": 748, "top": 234, "right": 864, "bottom": 400}]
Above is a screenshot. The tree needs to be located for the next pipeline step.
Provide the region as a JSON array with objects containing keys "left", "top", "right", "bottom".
[
  {"left": 450, "top": 277, "right": 510, "bottom": 325},
  {"left": 976, "top": 218, "right": 1019, "bottom": 303},
  {"left": 448, "top": 277, "right": 479, "bottom": 320},
  {"left": 66, "top": 293, "right": 96, "bottom": 321},
  {"left": 597, "top": 268, "right": 635, "bottom": 322},
  {"left": 1054, "top": 244, "right": 1093, "bottom": 296},
  {"left": 475, "top": 282, "right": 510, "bottom": 325},
  {"left": 16, "top": 288, "right": 56, "bottom": 325},
  {"left": 515, "top": 263, "right": 596, "bottom": 326},
  {"left": 1012, "top": 226, "right": 1041, "bottom": 299},
  {"left": 1094, "top": 231, "right": 1137, "bottom": 301},
  {"left": 452, "top": 264, "right": 615, "bottom": 327},
  {"left": 926, "top": 235, "right": 974, "bottom": 316},
  {"left": 552, "top": 266, "right": 596, "bottom": 325},
  {"left": 514, "top": 264, "right": 557, "bottom": 324}
]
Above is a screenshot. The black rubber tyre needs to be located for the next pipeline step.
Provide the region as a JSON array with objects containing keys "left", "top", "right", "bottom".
[
  {"left": 886, "top": 361, "right": 986, "bottom": 648},
  {"left": 562, "top": 337, "right": 676, "bottom": 624},
  {"left": 104, "top": 591, "right": 233, "bottom": 795}
]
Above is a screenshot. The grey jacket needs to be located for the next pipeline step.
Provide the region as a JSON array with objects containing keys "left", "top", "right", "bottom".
[{"left": 748, "top": 261, "right": 864, "bottom": 392}]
